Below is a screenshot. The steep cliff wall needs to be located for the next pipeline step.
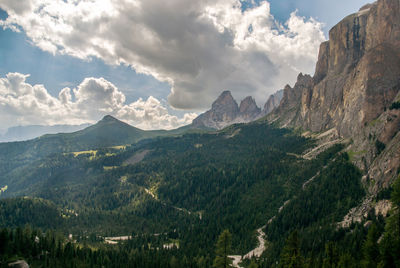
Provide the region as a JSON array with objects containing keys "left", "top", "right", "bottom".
[{"left": 269, "top": 0, "right": 400, "bottom": 194}]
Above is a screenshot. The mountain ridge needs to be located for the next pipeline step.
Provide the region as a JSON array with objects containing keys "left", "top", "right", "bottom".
[
  {"left": 192, "top": 90, "right": 283, "bottom": 129},
  {"left": 0, "top": 123, "right": 91, "bottom": 142},
  {"left": 0, "top": 115, "right": 197, "bottom": 180}
]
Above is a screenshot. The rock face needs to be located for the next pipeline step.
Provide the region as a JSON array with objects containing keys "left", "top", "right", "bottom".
[
  {"left": 192, "top": 90, "right": 283, "bottom": 130},
  {"left": 269, "top": 0, "right": 400, "bottom": 194},
  {"left": 192, "top": 91, "right": 240, "bottom": 129},
  {"left": 239, "top": 96, "right": 261, "bottom": 121},
  {"left": 262, "top": 89, "right": 284, "bottom": 116}
]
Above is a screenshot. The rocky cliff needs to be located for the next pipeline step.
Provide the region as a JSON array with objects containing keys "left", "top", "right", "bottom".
[{"left": 269, "top": 0, "right": 400, "bottom": 195}]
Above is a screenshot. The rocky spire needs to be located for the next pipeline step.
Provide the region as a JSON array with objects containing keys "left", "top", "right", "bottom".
[
  {"left": 239, "top": 96, "right": 261, "bottom": 121},
  {"left": 192, "top": 91, "right": 264, "bottom": 130}
]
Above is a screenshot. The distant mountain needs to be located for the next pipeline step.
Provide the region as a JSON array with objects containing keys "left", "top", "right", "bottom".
[
  {"left": 239, "top": 96, "right": 262, "bottom": 121},
  {"left": 268, "top": 0, "right": 400, "bottom": 205},
  {"left": 65, "top": 115, "right": 149, "bottom": 148},
  {"left": 192, "top": 90, "right": 282, "bottom": 130},
  {"left": 0, "top": 123, "right": 91, "bottom": 142},
  {"left": 192, "top": 91, "right": 240, "bottom": 129},
  {"left": 0, "top": 115, "right": 196, "bottom": 175}
]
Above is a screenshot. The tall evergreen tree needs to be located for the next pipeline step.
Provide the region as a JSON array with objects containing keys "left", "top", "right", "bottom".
[
  {"left": 322, "top": 242, "right": 339, "bottom": 268},
  {"left": 279, "top": 230, "right": 304, "bottom": 268},
  {"left": 379, "top": 176, "right": 400, "bottom": 267},
  {"left": 213, "top": 229, "right": 233, "bottom": 268},
  {"left": 378, "top": 233, "right": 396, "bottom": 268},
  {"left": 390, "top": 176, "right": 400, "bottom": 238},
  {"left": 248, "top": 260, "right": 259, "bottom": 268},
  {"left": 362, "top": 223, "right": 380, "bottom": 268}
]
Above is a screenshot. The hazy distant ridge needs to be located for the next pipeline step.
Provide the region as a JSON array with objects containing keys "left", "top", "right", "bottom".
[{"left": 0, "top": 124, "right": 91, "bottom": 142}]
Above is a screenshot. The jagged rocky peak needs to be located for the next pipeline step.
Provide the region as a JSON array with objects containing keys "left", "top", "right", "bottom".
[
  {"left": 192, "top": 91, "right": 239, "bottom": 130},
  {"left": 275, "top": 74, "right": 313, "bottom": 111},
  {"left": 192, "top": 91, "right": 264, "bottom": 130},
  {"left": 210, "top": 90, "right": 239, "bottom": 117},
  {"left": 263, "top": 89, "right": 284, "bottom": 115},
  {"left": 239, "top": 96, "right": 261, "bottom": 120}
]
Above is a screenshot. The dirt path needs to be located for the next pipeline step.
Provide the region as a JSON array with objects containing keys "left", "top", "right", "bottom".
[
  {"left": 143, "top": 187, "right": 202, "bottom": 219},
  {"left": 243, "top": 226, "right": 266, "bottom": 258},
  {"left": 228, "top": 225, "right": 266, "bottom": 267},
  {"left": 228, "top": 197, "right": 295, "bottom": 267},
  {"left": 302, "top": 139, "right": 343, "bottom": 160}
]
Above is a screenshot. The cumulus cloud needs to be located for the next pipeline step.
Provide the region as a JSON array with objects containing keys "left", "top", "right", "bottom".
[
  {"left": 0, "top": 72, "right": 197, "bottom": 129},
  {"left": 0, "top": 0, "right": 325, "bottom": 109}
]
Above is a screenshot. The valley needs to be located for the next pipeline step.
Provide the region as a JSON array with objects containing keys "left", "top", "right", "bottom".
[
  {"left": 0, "top": 117, "right": 371, "bottom": 267},
  {"left": 0, "top": 0, "right": 400, "bottom": 267}
]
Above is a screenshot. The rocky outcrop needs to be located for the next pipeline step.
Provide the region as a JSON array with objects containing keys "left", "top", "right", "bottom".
[
  {"left": 269, "top": 0, "right": 400, "bottom": 194},
  {"left": 8, "top": 260, "right": 29, "bottom": 268}
]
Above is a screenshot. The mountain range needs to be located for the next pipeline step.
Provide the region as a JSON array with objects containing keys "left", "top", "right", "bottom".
[
  {"left": 0, "top": 115, "right": 197, "bottom": 176},
  {"left": 192, "top": 90, "right": 283, "bottom": 130},
  {"left": 0, "top": 89, "right": 282, "bottom": 142},
  {"left": 0, "top": 0, "right": 400, "bottom": 267}
]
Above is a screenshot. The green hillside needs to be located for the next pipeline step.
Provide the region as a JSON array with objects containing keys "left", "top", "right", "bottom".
[
  {"left": 0, "top": 116, "right": 199, "bottom": 184},
  {"left": 0, "top": 119, "right": 386, "bottom": 267}
]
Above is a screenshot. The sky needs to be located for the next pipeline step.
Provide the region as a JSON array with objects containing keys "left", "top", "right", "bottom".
[{"left": 0, "top": 0, "right": 372, "bottom": 130}]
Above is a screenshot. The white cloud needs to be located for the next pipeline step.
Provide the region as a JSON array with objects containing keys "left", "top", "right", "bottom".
[
  {"left": 0, "top": 0, "right": 325, "bottom": 109},
  {"left": 0, "top": 72, "right": 196, "bottom": 129}
]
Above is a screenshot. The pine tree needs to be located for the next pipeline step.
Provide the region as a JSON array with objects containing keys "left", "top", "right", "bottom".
[
  {"left": 337, "top": 254, "right": 356, "bottom": 268},
  {"left": 170, "top": 256, "right": 179, "bottom": 268},
  {"left": 379, "top": 175, "right": 400, "bottom": 267},
  {"left": 362, "top": 223, "right": 380, "bottom": 268},
  {"left": 279, "top": 230, "right": 304, "bottom": 268},
  {"left": 197, "top": 256, "right": 207, "bottom": 268},
  {"left": 248, "top": 260, "right": 259, "bottom": 268},
  {"left": 378, "top": 233, "right": 396, "bottom": 268},
  {"left": 390, "top": 175, "right": 400, "bottom": 238},
  {"left": 0, "top": 228, "right": 9, "bottom": 256},
  {"left": 213, "top": 229, "right": 233, "bottom": 268},
  {"left": 322, "top": 242, "right": 339, "bottom": 268}
]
